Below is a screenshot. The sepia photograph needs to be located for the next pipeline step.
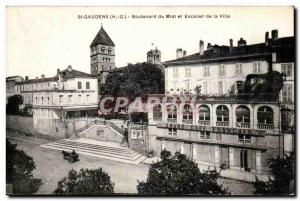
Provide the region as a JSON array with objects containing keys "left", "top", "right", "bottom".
[{"left": 5, "top": 6, "right": 295, "bottom": 196}]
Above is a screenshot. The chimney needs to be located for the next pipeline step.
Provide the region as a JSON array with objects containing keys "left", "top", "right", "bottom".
[
  {"left": 41, "top": 74, "right": 45, "bottom": 79},
  {"left": 271, "top": 29, "right": 278, "bottom": 40},
  {"left": 199, "top": 40, "right": 204, "bottom": 56},
  {"left": 229, "top": 39, "right": 233, "bottom": 52},
  {"left": 207, "top": 43, "right": 212, "bottom": 50},
  {"left": 183, "top": 50, "right": 187, "bottom": 57},
  {"left": 265, "top": 31, "right": 269, "bottom": 46},
  {"left": 176, "top": 48, "right": 183, "bottom": 59},
  {"left": 237, "top": 38, "right": 247, "bottom": 46},
  {"left": 25, "top": 76, "right": 29, "bottom": 81},
  {"left": 67, "top": 65, "right": 72, "bottom": 71}
]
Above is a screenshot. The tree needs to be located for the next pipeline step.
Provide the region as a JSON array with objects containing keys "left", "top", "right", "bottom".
[
  {"left": 194, "top": 85, "right": 201, "bottom": 95},
  {"left": 54, "top": 168, "right": 114, "bottom": 195},
  {"left": 6, "top": 140, "right": 42, "bottom": 194},
  {"left": 254, "top": 152, "right": 295, "bottom": 195},
  {"left": 137, "top": 150, "right": 229, "bottom": 195},
  {"left": 6, "top": 95, "right": 23, "bottom": 115},
  {"left": 101, "top": 62, "right": 165, "bottom": 98}
]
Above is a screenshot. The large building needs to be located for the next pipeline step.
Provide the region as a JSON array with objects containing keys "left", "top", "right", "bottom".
[
  {"left": 15, "top": 66, "right": 99, "bottom": 138},
  {"left": 139, "top": 29, "right": 295, "bottom": 181},
  {"left": 90, "top": 25, "right": 116, "bottom": 84}
]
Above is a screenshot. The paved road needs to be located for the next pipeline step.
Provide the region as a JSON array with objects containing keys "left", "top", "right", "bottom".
[{"left": 7, "top": 130, "right": 255, "bottom": 195}]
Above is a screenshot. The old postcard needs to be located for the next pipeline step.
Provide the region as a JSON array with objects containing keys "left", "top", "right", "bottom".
[{"left": 6, "top": 6, "right": 295, "bottom": 196}]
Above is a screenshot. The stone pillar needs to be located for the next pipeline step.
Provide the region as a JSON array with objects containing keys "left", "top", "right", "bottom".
[
  {"left": 256, "top": 151, "right": 262, "bottom": 174},
  {"left": 161, "top": 140, "right": 165, "bottom": 151},
  {"left": 214, "top": 146, "right": 220, "bottom": 167},
  {"left": 192, "top": 143, "right": 197, "bottom": 161},
  {"left": 230, "top": 104, "right": 234, "bottom": 128},
  {"left": 229, "top": 147, "right": 234, "bottom": 168}
]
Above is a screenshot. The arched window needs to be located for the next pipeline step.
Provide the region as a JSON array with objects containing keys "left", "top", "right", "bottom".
[
  {"left": 257, "top": 106, "right": 274, "bottom": 130},
  {"left": 216, "top": 105, "right": 229, "bottom": 127},
  {"left": 182, "top": 104, "right": 193, "bottom": 124},
  {"left": 153, "top": 104, "right": 162, "bottom": 121},
  {"left": 198, "top": 105, "right": 210, "bottom": 125},
  {"left": 236, "top": 105, "right": 250, "bottom": 128},
  {"left": 167, "top": 104, "right": 177, "bottom": 122}
]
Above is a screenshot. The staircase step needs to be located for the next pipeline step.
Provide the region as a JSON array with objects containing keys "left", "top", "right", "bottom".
[
  {"left": 52, "top": 140, "right": 136, "bottom": 155},
  {"left": 41, "top": 139, "right": 146, "bottom": 165}
]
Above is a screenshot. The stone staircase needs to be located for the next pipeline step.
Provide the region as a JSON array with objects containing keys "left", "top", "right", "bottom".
[{"left": 41, "top": 139, "right": 146, "bottom": 165}]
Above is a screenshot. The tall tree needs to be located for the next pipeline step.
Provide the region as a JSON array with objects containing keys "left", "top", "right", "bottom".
[
  {"left": 6, "top": 95, "right": 23, "bottom": 115},
  {"left": 137, "top": 150, "right": 229, "bottom": 195},
  {"left": 6, "top": 140, "right": 42, "bottom": 195},
  {"left": 54, "top": 168, "right": 114, "bottom": 195}
]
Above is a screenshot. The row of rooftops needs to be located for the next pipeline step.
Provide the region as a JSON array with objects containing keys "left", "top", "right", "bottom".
[
  {"left": 12, "top": 65, "right": 96, "bottom": 85},
  {"left": 164, "top": 30, "right": 294, "bottom": 66}
]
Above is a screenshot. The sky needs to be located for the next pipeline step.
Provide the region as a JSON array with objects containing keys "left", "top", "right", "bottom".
[{"left": 6, "top": 6, "right": 294, "bottom": 78}]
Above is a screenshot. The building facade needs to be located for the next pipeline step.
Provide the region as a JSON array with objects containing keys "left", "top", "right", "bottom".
[
  {"left": 90, "top": 25, "right": 116, "bottom": 84},
  {"left": 144, "top": 29, "right": 294, "bottom": 179},
  {"left": 15, "top": 66, "right": 99, "bottom": 137}
]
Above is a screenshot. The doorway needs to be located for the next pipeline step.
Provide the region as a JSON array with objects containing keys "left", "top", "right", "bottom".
[{"left": 240, "top": 150, "right": 250, "bottom": 172}]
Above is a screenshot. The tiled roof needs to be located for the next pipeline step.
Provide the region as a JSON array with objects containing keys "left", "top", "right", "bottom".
[
  {"left": 164, "top": 36, "right": 294, "bottom": 65},
  {"left": 90, "top": 26, "right": 115, "bottom": 47},
  {"left": 17, "top": 67, "right": 95, "bottom": 85}
]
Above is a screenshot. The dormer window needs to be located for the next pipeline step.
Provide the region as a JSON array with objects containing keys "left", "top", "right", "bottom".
[
  {"left": 108, "top": 49, "right": 111, "bottom": 54},
  {"left": 101, "top": 47, "right": 105, "bottom": 54}
]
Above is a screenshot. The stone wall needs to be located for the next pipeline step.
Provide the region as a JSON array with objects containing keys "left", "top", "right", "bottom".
[{"left": 6, "top": 115, "right": 33, "bottom": 134}]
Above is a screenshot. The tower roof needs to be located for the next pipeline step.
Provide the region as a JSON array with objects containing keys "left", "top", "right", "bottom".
[{"left": 90, "top": 26, "right": 115, "bottom": 47}]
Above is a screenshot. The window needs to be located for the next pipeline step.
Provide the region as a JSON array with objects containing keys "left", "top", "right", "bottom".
[
  {"left": 153, "top": 104, "right": 162, "bottom": 120},
  {"left": 47, "top": 97, "right": 50, "bottom": 105},
  {"left": 68, "top": 95, "right": 72, "bottom": 104},
  {"left": 86, "top": 94, "right": 90, "bottom": 102},
  {"left": 216, "top": 105, "right": 229, "bottom": 122},
  {"left": 59, "top": 95, "right": 64, "bottom": 104},
  {"left": 78, "top": 95, "right": 82, "bottom": 103},
  {"left": 199, "top": 105, "right": 210, "bottom": 121},
  {"left": 203, "top": 82, "right": 208, "bottom": 94},
  {"left": 236, "top": 81, "right": 244, "bottom": 94},
  {"left": 173, "top": 68, "right": 178, "bottom": 78},
  {"left": 204, "top": 66, "right": 210, "bottom": 77},
  {"left": 101, "top": 47, "right": 105, "bottom": 53},
  {"left": 238, "top": 135, "right": 251, "bottom": 144},
  {"left": 219, "top": 65, "right": 225, "bottom": 76},
  {"left": 258, "top": 106, "right": 273, "bottom": 125},
  {"left": 41, "top": 97, "right": 44, "bottom": 105},
  {"left": 167, "top": 104, "right": 177, "bottom": 119},
  {"left": 235, "top": 63, "right": 243, "bottom": 74},
  {"left": 168, "top": 128, "right": 177, "bottom": 136},
  {"left": 281, "top": 63, "right": 292, "bottom": 76},
  {"left": 199, "top": 131, "right": 211, "bottom": 140},
  {"left": 282, "top": 84, "right": 293, "bottom": 103},
  {"left": 108, "top": 49, "right": 112, "bottom": 54},
  {"left": 182, "top": 104, "right": 193, "bottom": 121},
  {"left": 86, "top": 82, "right": 90, "bottom": 89},
  {"left": 253, "top": 62, "right": 261, "bottom": 73},
  {"left": 185, "top": 67, "right": 191, "bottom": 77},
  {"left": 78, "top": 81, "right": 82, "bottom": 89},
  {"left": 184, "top": 81, "right": 191, "bottom": 92},
  {"left": 236, "top": 106, "right": 250, "bottom": 123},
  {"left": 35, "top": 97, "right": 38, "bottom": 104},
  {"left": 218, "top": 81, "right": 223, "bottom": 94}
]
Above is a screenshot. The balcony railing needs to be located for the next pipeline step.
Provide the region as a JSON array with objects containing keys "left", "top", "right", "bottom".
[
  {"left": 198, "top": 120, "right": 210, "bottom": 126},
  {"left": 182, "top": 119, "right": 193, "bottom": 124},
  {"left": 257, "top": 123, "right": 274, "bottom": 130},
  {"left": 236, "top": 122, "right": 250, "bottom": 129},
  {"left": 167, "top": 118, "right": 177, "bottom": 123},
  {"left": 216, "top": 121, "right": 229, "bottom": 127}
]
